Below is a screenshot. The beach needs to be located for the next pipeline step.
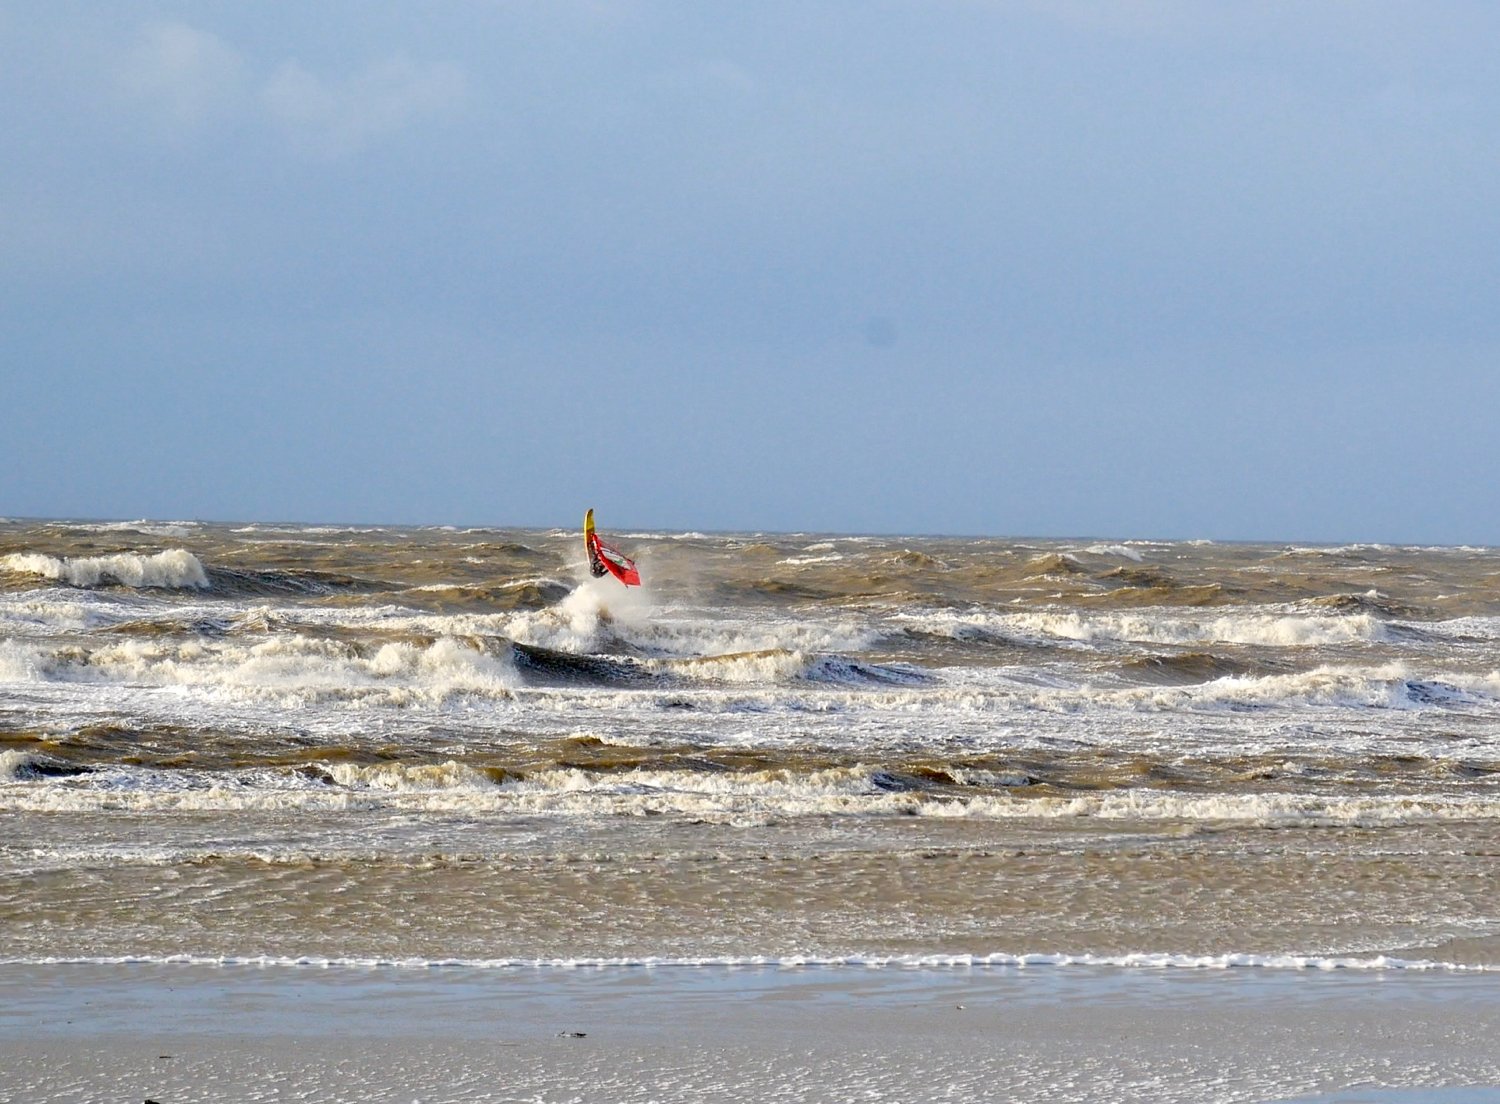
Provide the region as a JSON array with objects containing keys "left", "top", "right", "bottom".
[{"left": 6, "top": 962, "right": 1500, "bottom": 1103}]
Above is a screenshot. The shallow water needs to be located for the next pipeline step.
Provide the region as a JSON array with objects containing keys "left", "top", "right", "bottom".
[
  {"left": 3, "top": 963, "right": 1498, "bottom": 1104},
  {"left": 3, "top": 519, "right": 1498, "bottom": 965}
]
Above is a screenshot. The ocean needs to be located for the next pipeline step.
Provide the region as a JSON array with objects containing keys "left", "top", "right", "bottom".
[{"left": 3, "top": 517, "right": 1499, "bottom": 971}]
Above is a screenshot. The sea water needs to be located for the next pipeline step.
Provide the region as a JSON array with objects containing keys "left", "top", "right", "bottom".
[{"left": 2, "top": 519, "right": 1499, "bottom": 968}]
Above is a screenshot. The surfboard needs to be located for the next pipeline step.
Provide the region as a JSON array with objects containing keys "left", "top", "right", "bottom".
[{"left": 584, "top": 509, "right": 641, "bottom": 587}]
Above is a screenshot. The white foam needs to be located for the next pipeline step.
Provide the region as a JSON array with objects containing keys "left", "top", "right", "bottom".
[
  {"left": 501, "top": 575, "right": 657, "bottom": 653},
  {"left": 321, "top": 759, "right": 493, "bottom": 792},
  {"left": 0, "top": 640, "right": 47, "bottom": 681},
  {"left": 0, "top": 589, "right": 137, "bottom": 634},
  {"left": 1102, "top": 662, "right": 1497, "bottom": 713},
  {"left": 2, "top": 549, "right": 209, "bottom": 589},
  {"left": 1424, "top": 616, "right": 1500, "bottom": 643},
  {"left": 81, "top": 520, "right": 198, "bottom": 537},
  {"left": 889, "top": 605, "right": 1400, "bottom": 653},
  {"left": 977, "top": 608, "right": 1387, "bottom": 648},
  {"left": 940, "top": 788, "right": 1500, "bottom": 826},
  {"left": 503, "top": 580, "right": 878, "bottom": 659},
  {"left": 1082, "top": 544, "right": 1145, "bottom": 562},
  {"left": 1280, "top": 543, "right": 1401, "bottom": 559},
  {"left": 8, "top": 614, "right": 1496, "bottom": 727},
  {"left": 2, "top": 951, "right": 1493, "bottom": 972},
  {"left": 0, "top": 749, "right": 33, "bottom": 782},
  {"left": 8, "top": 764, "right": 1498, "bottom": 827},
  {"left": 0, "top": 634, "right": 519, "bottom": 706},
  {"left": 655, "top": 649, "right": 923, "bottom": 687},
  {"left": 868, "top": 660, "right": 1498, "bottom": 716}
]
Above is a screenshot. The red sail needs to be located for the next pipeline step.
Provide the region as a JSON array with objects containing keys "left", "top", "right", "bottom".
[{"left": 587, "top": 531, "right": 641, "bottom": 587}]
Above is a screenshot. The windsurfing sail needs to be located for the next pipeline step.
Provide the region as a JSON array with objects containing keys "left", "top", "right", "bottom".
[{"left": 583, "top": 508, "right": 641, "bottom": 587}]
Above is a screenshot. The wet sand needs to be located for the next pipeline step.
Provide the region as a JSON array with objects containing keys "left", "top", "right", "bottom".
[{"left": 4, "top": 964, "right": 1500, "bottom": 1103}]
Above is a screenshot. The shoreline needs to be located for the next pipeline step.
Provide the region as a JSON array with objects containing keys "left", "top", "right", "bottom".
[{"left": 6, "top": 963, "right": 1500, "bottom": 1103}]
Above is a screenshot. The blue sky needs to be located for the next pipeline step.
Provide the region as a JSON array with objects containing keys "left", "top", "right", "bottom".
[{"left": 4, "top": 2, "right": 1498, "bottom": 542}]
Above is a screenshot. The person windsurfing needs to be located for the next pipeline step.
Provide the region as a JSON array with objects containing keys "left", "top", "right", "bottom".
[{"left": 583, "top": 509, "right": 641, "bottom": 586}]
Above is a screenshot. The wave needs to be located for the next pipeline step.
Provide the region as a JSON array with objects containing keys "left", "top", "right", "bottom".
[
  {"left": 1081, "top": 543, "right": 1146, "bottom": 562},
  {"left": 0, "top": 638, "right": 47, "bottom": 681},
  {"left": 887, "top": 611, "right": 1087, "bottom": 654},
  {"left": 77, "top": 520, "right": 200, "bottom": 538},
  {"left": 229, "top": 525, "right": 388, "bottom": 536},
  {"left": 1409, "top": 616, "right": 1500, "bottom": 644},
  {"left": 1162, "top": 664, "right": 1497, "bottom": 712},
  {"left": 717, "top": 577, "right": 842, "bottom": 602},
  {"left": 1088, "top": 570, "right": 1225, "bottom": 608},
  {"left": 990, "top": 662, "right": 1499, "bottom": 714},
  {"left": 312, "top": 759, "right": 495, "bottom": 792},
  {"left": 1097, "top": 565, "right": 1176, "bottom": 589},
  {"left": 403, "top": 579, "right": 572, "bottom": 611},
  {"left": 887, "top": 606, "right": 1392, "bottom": 652},
  {"left": 1121, "top": 652, "right": 1260, "bottom": 685},
  {"left": 1, "top": 549, "right": 209, "bottom": 589},
  {"left": 0, "top": 750, "right": 90, "bottom": 782},
  {"left": 3, "top": 951, "right": 1493, "bottom": 972},
  {"left": 1283, "top": 543, "right": 1398, "bottom": 558},
  {"left": 8, "top": 762, "right": 1499, "bottom": 826},
  {"left": 0, "top": 749, "right": 35, "bottom": 782},
  {"left": 993, "top": 608, "right": 1390, "bottom": 648},
  {"left": 205, "top": 566, "right": 381, "bottom": 597},
  {"left": 0, "top": 634, "right": 520, "bottom": 706},
  {"left": 1307, "top": 591, "right": 1414, "bottom": 619},
  {"left": 509, "top": 641, "right": 658, "bottom": 686},
  {"left": 1, "top": 624, "right": 926, "bottom": 695},
  {"left": 1023, "top": 552, "right": 1086, "bottom": 577},
  {"left": 7, "top": 620, "right": 1496, "bottom": 716},
  {"left": 503, "top": 579, "right": 881, "bottom": 660},
  {"left": 659, "top": 649, "right": 929, "bottom": 687}
]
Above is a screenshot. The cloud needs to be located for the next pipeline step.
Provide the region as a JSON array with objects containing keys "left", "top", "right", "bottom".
[
  {"left": 116, "top": 21, "right": 465, "bottom": 157},
  {"left": 117, "top": 21, "right": 247, "bottom": 131},
  {"left": 261, "top": 57, "right": 468, "bottom": 158}
]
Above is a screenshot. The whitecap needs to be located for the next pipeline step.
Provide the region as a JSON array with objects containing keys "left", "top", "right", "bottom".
[
  {"left": 1081, "top": 544, "right": 1145, "bottom": 562},
  {"left": 2, "top": 549, "right": 210, "bottom": 589}
]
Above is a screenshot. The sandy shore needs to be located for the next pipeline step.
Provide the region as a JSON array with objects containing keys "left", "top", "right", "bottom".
[{"left": 4, "top": 963, "right": 1500, "bottom": 1103}]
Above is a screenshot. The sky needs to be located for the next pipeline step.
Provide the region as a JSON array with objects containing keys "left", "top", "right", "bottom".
[{"left": 3, "top": 1, "right": 1498, "bottom": 543}]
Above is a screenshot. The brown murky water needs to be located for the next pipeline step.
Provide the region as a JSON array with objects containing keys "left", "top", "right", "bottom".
[{"left": 3, "top": 519, "right": 1499, "bottom": 966}]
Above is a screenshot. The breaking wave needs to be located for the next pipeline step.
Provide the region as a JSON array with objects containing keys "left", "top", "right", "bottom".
[
  {"left": 2, "top": 549, "right": 209, "bottom": 589},
  {"left": 661, "top": 649, "right": 928, "bottom": 686},
  {"left": 0, "top": 634, "right": 519, "bottom": 706},
  {"left": 988, "top": 608, "right": 1389, "bottom": 648},
  {"left": 7, "top": 761, "right": 1500, "bottom": 827},
  {"left": 1081, "top": 543, "right": 1146, "bottom": 562},
  {"left": 888, "top": 605, "right": 1402, "bottom": 656}
]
